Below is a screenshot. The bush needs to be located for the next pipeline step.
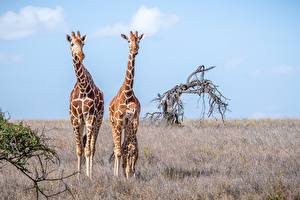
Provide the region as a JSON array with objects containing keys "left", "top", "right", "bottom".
[
  {"left": 0, "top": 110, "right": 75, "bottom": 199},
  {"left": 0, "top": 111, "right": 56, "bottom": 170}
]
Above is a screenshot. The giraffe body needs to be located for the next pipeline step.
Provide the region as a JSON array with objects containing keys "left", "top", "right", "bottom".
[
  {"left": 67, "top": 31, "right": 104, "bottom": 179},
  {"left": 109, "top": 31, "right": 144, "bottom": 178}
]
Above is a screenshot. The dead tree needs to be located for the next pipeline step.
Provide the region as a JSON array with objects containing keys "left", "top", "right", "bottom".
[{"left": 145, "top": 65, "right": 229, "bottom": 125}]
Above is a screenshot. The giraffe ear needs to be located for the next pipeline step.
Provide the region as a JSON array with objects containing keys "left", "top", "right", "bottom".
[
  {"left": 66, "top": 34, "right": 72, "bottom": 42},
  {"left": 138, "top": 34, "right": 144, "bottom": 41},
  {"left": 121, "top": 34, "right": 128, "bottom": 41},
  {"left": 81, "top": 35, "right": 87, "bottom": 43}
]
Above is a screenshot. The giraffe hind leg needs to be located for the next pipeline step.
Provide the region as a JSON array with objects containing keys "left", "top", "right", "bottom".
[
  {"left": 129, "top": 122, "right": 139, "bottom": 178},
  {"left": 131, "top": 145, "right": 138, "bottom": 177},
  {"left": 122, "top": 124, "right": 134, "bottom": 179}
]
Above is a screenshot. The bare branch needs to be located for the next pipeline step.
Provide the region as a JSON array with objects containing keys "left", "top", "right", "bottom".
[{"left": 144, "top": 65, "right": 229, "bottom": 125}]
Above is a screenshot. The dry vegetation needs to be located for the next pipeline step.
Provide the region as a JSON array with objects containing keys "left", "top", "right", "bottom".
[{"left": 1, "top": 119, "right": 300, "bottom": 200}]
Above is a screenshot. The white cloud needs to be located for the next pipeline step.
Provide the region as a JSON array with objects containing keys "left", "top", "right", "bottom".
[
  {"left": 95, "top": 6, "right": 179, "bottom": 37},
  {"left": 0, "top": 6, "right": 66, "bottom": 40},
  {"left": 0, "top": 53, "right": 23, "bottom": 63}
]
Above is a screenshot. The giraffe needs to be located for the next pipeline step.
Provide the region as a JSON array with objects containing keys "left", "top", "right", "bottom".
[
  {"left": 109, "top": 31, "right": 144, "bottom": 178},
  {"left": 66, "top": 31, "right": 104, "bottom": 179}
]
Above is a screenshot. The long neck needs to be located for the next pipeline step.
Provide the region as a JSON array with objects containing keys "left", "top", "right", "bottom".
[
  {"left": 124, "top": 51, "right": 136, "bottom": 91},
  {"left": 72, "top": 55, "right": 92, "bottom": 93}
]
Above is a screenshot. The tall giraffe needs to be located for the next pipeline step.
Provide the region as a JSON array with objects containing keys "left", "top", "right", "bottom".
[
  {"left": 66, "top": 31, "right": 104, "bottom": 179},
  {"left": 109, "top": 31, "right": 144, "bottom": 178}
]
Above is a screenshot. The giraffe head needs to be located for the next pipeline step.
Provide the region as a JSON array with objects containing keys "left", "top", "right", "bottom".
[
  {"left": 66, "top": 31, "right": 87, "bottom": 62},
  {"left": 121, "top": 31, "right": 144, "bottom": 56}
]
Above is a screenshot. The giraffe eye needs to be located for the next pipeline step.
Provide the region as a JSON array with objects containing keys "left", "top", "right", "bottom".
[{"left": 71, "top": 43, "right": 74, "bottom": 46}]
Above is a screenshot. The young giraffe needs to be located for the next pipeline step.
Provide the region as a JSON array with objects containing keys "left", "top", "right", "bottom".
[
  {"left": 66, "top": 31, "right": 104, "bottom": 179},
  {"left": 109, "top": 31, "right": 144, "bottom": 178}
]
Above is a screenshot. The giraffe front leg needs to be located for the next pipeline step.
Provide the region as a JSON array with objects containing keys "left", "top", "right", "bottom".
[
  {"left": 84, "top": 123, "right": 94, "bottom": 179},
  {"left": 72, "top": 121, "right": 84, "bottom": 174},
  {"left": 112, "top": 124, "right": 122, "bottom": 177},
  {"left": 131, "top": 120, "right": 139, "bottom": 178},
  {"left": 90, "top": 127, "right": 99, "bottom": 179}
]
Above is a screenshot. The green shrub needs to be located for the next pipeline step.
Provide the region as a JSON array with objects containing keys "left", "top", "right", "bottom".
[
  {"left": 0, "top": 111, "right": 56, "bottom": 170},
  {"left": 0, "top": 110, "right": 75, "bottom": 199}
]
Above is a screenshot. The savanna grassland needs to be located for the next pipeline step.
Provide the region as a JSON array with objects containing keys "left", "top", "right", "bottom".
[{"left": 0, "top": 119, "right": 299, "bottom": 200}]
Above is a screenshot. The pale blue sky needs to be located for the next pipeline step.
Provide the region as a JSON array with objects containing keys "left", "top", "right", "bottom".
[{"left": 0, "top": 0, "right": 299, "bottom": 119}]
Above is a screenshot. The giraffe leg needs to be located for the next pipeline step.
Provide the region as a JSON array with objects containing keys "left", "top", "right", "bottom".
[
  {"left": 123, "top": 127, "right": 130, "bottom": 179},
  {"left": 86, "top": 155, "right": 90, "bottom": 177},
  {"left": 90, "top": 127, "right": 99, "bottom": 179},
  {"left": 112, "top": 124, "right": 122, "bottom": 177},
  {"left": 72, "top": 121, "right": 84, "bottom": 174},
  {"left": 131, "top": 141, "right": 138, "bottom": 178},
  {"left": 131, "top": 119, "right": 139, "bottom": 178},
  {"left": 89, "top": 155, "right": 92, "bottom": 178},
  {"left": 84, "top": 122, "right": 94, "bottom": 179},
  {"left": 123, "top": 123, "right": 138, "bottom": 179}
]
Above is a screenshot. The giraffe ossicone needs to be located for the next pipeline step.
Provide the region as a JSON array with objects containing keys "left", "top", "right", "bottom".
[
  {"left": 67, "top": 31, "right": 104, "bottom": 179},
  {"left": 109, "top": 31, "right": 144, "bottom": 178}
]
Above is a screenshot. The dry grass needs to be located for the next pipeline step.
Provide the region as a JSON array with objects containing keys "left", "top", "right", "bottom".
[{"left": 1, "top": 119, "right": 300, "bottom": 200}]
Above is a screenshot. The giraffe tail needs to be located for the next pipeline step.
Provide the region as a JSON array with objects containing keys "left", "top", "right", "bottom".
[
  {"left": 82, "top": 134, "right": 87, "bottom": 150},
  {"left": 108, "top": 141, "right": 126, "bottom": 163},
  {"left": 108, "top": 151, "right": 114, "bottom": 163}
]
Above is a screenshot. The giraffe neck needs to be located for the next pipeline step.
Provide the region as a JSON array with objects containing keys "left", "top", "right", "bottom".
[
  {"left": 72, "top": 55, "right": 93, "bottom": 93},
  {"left": 124, "top": 51, "right": 136, "bottom": 91}
]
